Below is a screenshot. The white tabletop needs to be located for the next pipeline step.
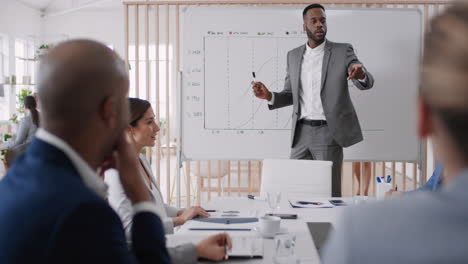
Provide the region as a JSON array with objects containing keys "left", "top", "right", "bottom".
[{"left": 171, "top": 196, "right": 353, "bottom": 264}]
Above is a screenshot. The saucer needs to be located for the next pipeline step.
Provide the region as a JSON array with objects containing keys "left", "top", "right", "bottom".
[{"left": 252, "top": 226, "right": 288, "bottom": 238}]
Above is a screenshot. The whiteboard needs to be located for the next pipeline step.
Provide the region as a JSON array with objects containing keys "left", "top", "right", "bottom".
[{"left": 181, "top": 6, "right": 421, "bottom": 161}]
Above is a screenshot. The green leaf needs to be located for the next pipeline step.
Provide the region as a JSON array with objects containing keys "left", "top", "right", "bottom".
[{"left": 3, "top": 134, "right": 12, "bottom": 141}]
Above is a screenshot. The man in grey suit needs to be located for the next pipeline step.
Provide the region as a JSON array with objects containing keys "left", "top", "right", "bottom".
[
  {"left": 322, "top": 3, "right": 468, "bottom": 263},
  {"left": 253, "top": 4, "right": 374, "bottom": 196}
]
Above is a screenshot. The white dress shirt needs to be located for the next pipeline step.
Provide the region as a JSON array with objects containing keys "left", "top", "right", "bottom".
[
  {"left": 268, "top": 41, "right": 326, "bottom": 120},
  {"left": 35, "top": 128, "right": 159, "bottom": 216},
  {"left": 269, "top": 41, "right": 367, "bottom": 120},
  {"left": 299, "top": 40, "right": 327, "bottom": 120}
]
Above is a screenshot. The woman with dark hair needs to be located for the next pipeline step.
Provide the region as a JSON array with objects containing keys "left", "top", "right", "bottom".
[
  {"left": 105, "top": 98, "right": 231, "bottom": 263},
  {"left": 0, "top": 95, "right": 39, "bottom": 150}
]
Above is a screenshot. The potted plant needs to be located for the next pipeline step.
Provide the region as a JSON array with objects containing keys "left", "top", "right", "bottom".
[
  {"left": 35, "top": 44, "right": 52, "bottom": 60},
  {"left": 1, "top": 134, "right": 12, "bottom": 170},
  {"left": 8, "top": 114, "right": 18, "bottom": 124},
  {"left": 3, "top": 134, "right": 12, "bottom": 142},
  {"left": 1, "top": 149, "right": 9, "bottom": 169}
]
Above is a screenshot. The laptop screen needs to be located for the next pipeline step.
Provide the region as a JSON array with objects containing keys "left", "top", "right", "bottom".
[{"left": 307, "top": 222, "right": 333, "bottom": 255}]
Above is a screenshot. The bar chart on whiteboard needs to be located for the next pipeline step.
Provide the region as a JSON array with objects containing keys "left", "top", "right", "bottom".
[{"left": 203, "top": 36, "right": 304, "bottom": 131}]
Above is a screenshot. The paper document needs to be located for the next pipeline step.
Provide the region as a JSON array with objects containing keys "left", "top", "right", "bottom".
[
  {"left": 289, "top": 199, "right": 334, "bottom": 208},
  {"left": 166, "top": 234, "right": 263, "bottom": 258}
]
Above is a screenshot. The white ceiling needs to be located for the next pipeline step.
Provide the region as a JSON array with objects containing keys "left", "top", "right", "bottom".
[
  {"left": 15, "top": 0, "right": 54, "bottom": 11},
  {"left": 14, "top": 0, "right": 122, "bottom": 15}
]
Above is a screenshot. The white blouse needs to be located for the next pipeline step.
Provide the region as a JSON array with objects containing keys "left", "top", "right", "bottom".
[{"left": 105, "top": 154, "right": 179, "bottom": 238}]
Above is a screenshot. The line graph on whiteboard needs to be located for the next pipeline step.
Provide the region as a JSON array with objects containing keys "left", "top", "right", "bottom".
[{"left": 203, "top": 36, "right": 305, "bottom": 131}]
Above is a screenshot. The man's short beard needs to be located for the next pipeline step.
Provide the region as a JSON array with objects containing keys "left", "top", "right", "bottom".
[{"left": 306, "top": 28, "right": 325, "bottom": 44}]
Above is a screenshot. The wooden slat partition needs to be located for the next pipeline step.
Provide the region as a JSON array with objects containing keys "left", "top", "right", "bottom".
[
  {"left": 351, "top": 163, "right": 355, "bottom": 195},
  {"left": 134, "top": 5, "right": 139, "bottom": 98},
  {"left": 145, "top": 5, "right": 152, "bottom": 164},
  {"left": 381, "top": 162, "right": 385, "bottom": 180},
  {"left": 402, "top": 162, "right": 406, "bottom": 191},
  {"left": 247, "top": 161, "right": 252, "bottom": 194},
  {"left": 155, "top": 5, "right": 161, "bottom": 186},
  {"left": 207, "top": 160, "right": 212, "bottom": 201},
  {"left": 197, "top": 161, "right": 201, "bottom": 205},
  {"left": 145, "top": 5, "right": 149, "bottom": 100},
  {"left": 360, "top": 162, "right": 364, "bottom": 195},
  {"left": 217, "top": 160, "right": 222, "bottom": 196},
  {"left": 165, "top": 5, "right": 171, "bottom": 203},
  {"left": 227, "top": 161, "right": 231, "bottom": 196},
  {"left": 372, "top": 162, "right": 376, "bottom": 195},
  {"left": 124, "top": 5, "right": 129, "bottom": 72},
  {"left": 186, "top": 161, "right": 191, "bottom": 207},
  {"left": 237, "top": 161, "right": 241, "bottom": 197}
]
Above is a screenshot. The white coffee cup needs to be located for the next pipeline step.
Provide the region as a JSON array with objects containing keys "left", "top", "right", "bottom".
[
  {"left": 259, "top": 215, "right": 281, "bottom": 238},
  {"left": 376, "top": 182, "right": 393, "bottom": 200}
]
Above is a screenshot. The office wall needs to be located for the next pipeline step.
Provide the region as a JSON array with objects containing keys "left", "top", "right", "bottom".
[
  {"left": 0, "top": 1, "right": 42, "bottom": 120},
  {"left": 42, "top": 9, "right": 125, "bottom": 57},
  {"left": 0, "top": 1, "right": 42, "bottom": 38}
]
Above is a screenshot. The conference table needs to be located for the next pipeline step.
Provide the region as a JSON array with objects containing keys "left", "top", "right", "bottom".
[{"left": 169, "top": 196, "right": 362, "bottom": 264}]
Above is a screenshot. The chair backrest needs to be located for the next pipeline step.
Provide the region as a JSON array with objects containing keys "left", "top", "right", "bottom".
[
  {"left": 192, "top": 160, "right": 230, "bottom": 178},
  {"left": 260, "top": 159, "right": 332, "bottom": 197}
]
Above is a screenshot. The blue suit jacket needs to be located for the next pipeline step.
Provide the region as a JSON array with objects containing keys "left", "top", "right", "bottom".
[
  {"left": 0, "top": 138, "right": 171, "bottom": 264},
  {"left": 419, "top": 161, "right": 443, "bottom": 192}
]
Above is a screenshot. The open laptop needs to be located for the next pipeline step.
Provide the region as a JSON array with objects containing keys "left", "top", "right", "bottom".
[{"left": 307, "top": 222, "right": 333, "bottom": 256}]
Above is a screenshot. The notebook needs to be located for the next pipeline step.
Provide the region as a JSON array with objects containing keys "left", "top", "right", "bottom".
[
  {"left": 166, "top": 234, "right": 263, "bottom": 259},
  {"left": 307, "top": 222, "right": 333, "bottom": 256},
  {"left": 289, "top": 199, "right": 334, "bottom": 208},
  {"left": 192, "top": 217, "right": 258, "bottom": 224}
]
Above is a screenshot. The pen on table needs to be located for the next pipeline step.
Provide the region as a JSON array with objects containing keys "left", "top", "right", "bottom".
[
  {"left": 252, "top": 72, "right": 256, "bottom": 83},
  {"left": 223, "top": 210, "right": 240, "bottom": 213},
  {"left": 248, "top": 194, "right": 265, "bottom": 201},
  {"left": 189, "top": 228, "right": 251, "bottom": 231},
  {"left": 297, "top": 201, "right": 323, "bottom": 205},
  {"left": 224, "top": 236, "right": 228, "bottom": 260}
]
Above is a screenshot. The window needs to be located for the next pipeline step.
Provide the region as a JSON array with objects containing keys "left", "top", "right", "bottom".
[
  {"left": 0, "top": 35, "right": 6, "bottom": 84},
  {"left": 14, "top": 38, "right": 36, "bottom": 85},
  {"left": 128, "top": 44, "right": 173, "bottom": 119},
  {"left": 0, "top": 34, "right": 9, "bottom": 120}
]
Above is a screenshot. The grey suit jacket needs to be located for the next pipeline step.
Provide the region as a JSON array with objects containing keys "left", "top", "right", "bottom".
[
  {"left": 322, "top": 169, "right": 468, "bottom": 264},
  {"left": 269, "top": 40, "right": 374, "bottom": 148}
]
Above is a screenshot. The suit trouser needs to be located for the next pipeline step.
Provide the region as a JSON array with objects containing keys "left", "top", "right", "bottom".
[{"left": 290, "top": 122, "right": 343, "bottom": 197}]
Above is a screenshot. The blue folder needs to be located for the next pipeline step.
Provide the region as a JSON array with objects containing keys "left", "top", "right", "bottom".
[{"left": 193, "top": 217, "right": 258, "bottom": 224}]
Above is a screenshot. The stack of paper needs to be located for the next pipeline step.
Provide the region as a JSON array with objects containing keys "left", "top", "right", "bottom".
[
  {"left": 288, "top": 199, "right": 334, "bottom": 208},
  {"left": 166, "top": 234, "right": 263, "bottom": 258}
]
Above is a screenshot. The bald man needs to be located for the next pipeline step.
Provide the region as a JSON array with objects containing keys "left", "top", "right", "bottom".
[{"left": 0, "top": 40, "right": 173, "bottom": 263}]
